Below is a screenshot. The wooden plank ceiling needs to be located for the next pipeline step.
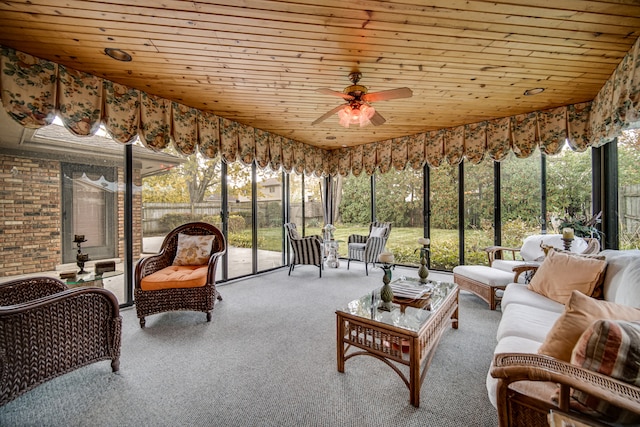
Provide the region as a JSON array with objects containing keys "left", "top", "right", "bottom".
[{"left": 0, "top": 0, "right": 639, "bottom": 150}]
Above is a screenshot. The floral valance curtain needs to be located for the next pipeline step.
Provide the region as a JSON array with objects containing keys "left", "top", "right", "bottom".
[{"left": 2, "top": 37, "right": 639, "bottom": 177}]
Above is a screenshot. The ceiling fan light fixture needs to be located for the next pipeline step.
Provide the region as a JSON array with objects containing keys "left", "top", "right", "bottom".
[
  {"left": 359, "top": 104, "right": 375, "bottom": 126},
  {"left": 338, "top": 105, "right": 353, "bottom": 127},
  {"left": 312, "top": 73, "right": 410, "bottom": 128},
  {"left": 338, "top": 103, "right": 375, "bottom": 128}
]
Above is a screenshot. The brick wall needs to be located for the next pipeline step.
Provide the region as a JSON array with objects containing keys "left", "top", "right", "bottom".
[
  {"left": 116, "top": 167, "right": 143, "bottom": 264},
  {"left": 1, "top": 154, "right": 144, "bottom": 278},
  {"left": 0, "top": 155, "right": 61, "bottom": 277}
]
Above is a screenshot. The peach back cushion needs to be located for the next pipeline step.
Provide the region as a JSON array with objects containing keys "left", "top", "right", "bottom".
[
  {"left": 527, "top": 250, "right": 606, "bottom": 305},
  {"left": 538, "top": 290, "right": 640, "bottom": 362}
]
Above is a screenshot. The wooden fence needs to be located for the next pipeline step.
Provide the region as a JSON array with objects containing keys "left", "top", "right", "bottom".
[
  {"left": 620, "top": 184, "right": 640, "bottom": 240},
  {"left": 143, "top": 201, "right": 323, "bottom": 234}
]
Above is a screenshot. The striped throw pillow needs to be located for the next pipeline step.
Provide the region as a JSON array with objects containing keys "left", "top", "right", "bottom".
[{"left": 570, "top": 319, "right": 640, "bottom": 424}]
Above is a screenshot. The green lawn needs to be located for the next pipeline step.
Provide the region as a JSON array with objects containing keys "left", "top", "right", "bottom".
[{"left": 234, "top": 225, "right": 496, "bottom": 271}]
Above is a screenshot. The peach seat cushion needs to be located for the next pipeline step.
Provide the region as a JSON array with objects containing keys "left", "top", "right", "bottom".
[{"left": 140, "top": 265, "right": 208, "bottom": 291}]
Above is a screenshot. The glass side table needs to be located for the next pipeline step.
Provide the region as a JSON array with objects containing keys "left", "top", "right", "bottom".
[{"left": 64, "top": 270, "right": 123, "bottom": 288}]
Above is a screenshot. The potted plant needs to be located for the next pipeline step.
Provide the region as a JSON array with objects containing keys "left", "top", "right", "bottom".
[{"left": 557, "top": 211, "right": 604, "bottom": 242}]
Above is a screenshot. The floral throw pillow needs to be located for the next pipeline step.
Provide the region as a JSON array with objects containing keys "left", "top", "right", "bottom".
[{"left": 172, "top": 233, "right": 215, "bottom": 266}]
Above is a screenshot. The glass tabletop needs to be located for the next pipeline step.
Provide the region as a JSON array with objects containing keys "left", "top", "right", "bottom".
[
  {"left": 337, "top": 278, "right": 457, "bottom": 333},
  {"left": 65, "top": 270, "right": 123, "bottom": 285}
]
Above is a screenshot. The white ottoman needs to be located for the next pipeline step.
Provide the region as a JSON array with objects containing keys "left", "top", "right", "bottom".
[{"left": 452, "top": 265, "right": 514, "bottom": 310}]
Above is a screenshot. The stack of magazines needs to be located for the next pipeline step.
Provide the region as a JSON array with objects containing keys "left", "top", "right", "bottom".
[{"left": 390, "top": 282, "right": 431, "bottom": 299}]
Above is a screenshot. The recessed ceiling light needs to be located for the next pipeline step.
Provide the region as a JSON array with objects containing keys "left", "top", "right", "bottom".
[
  {"left": 104, "top": 48, "right": 132, "bottom": 62},
  {"left": 523, "top": 87, "right": 545, "bottom": 96}
]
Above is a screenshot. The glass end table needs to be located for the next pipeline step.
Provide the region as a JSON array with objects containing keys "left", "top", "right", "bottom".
[{"left": 64, "top": 270, "right": 123, "bottom": 288}]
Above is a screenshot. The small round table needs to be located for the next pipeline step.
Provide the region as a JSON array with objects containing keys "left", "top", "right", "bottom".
[{"left": 324, "top": 240, "right": 340, "bottom": 268}]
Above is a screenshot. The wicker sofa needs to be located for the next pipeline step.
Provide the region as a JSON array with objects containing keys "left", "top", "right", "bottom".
[
  {"left": 0, "top": 277, "right": 122, "bottom": 406},
  {"left": 487, "top": 249, "right": 640, "bottom": 426}
]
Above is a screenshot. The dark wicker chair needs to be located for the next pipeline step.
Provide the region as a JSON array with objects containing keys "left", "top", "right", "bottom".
[
  {"left": 134, "top": 222, "right": 226, "bottom": 327},
  {"left": 0, "top": 276, "right": 122, "bottom": 406}
]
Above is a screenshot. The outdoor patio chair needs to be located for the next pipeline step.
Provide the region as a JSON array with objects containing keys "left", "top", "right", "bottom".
[
  {"left": 284, "top": 222, "right": 323, "bottom": 277},
  {"left": 0, "top": 276, "right": 122, "bottom": 406},
  {"left": 347, "top": 221, "right": 392, "bottom": 275},
  {"left": 134, "top": 222, "right": 226, "bottom": 327}
]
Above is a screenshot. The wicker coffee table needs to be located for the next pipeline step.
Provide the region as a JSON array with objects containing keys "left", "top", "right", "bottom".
[{"left": 336, "top": 278, "right": 459, "bottom": 407}]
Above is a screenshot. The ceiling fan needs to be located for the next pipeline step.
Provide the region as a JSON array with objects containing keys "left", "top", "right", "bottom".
[{"left": 311, "top": 72, "right": 413, "bottom": 128}]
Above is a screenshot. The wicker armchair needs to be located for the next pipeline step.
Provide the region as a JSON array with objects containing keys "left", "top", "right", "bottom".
[
  {"left": 0, "top": 277, "right": 122, "bottom": 406},
  {"left": 347, "top": 221, "right": 392, "bottom": 275},
  {"left": 284, "top": 222, "right": 323, "bottom": 277},
  {"left": 134, "top": 222, "right": 226, "bottom": 327}
]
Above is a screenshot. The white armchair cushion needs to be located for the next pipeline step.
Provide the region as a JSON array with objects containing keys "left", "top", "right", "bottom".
[{"left": 519, "top": 234, "right": 588, "bottom": 261}]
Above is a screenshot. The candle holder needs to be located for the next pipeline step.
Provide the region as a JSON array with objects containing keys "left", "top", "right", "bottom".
[
  {"left": 561, "top": 228, "right": 575, "bottom": 251},
  {"left": 74, "top": 235, "right": 89, "bottom": 274}
]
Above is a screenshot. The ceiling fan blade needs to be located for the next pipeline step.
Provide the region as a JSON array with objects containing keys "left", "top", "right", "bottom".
[
  {"left": 315, "top": 88, "right": 354, "bottom": 100},
  {"left": 362, "top": 87, "right": 413, "bottom": 103},
  {"left": 370, "top": 111, "right": 386, "bottom": 126},
  {"left": 311, "top": 104, "right": 347, "bottom": 125}
]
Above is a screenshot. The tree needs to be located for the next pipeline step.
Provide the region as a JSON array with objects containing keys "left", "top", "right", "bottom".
[
  {"left": 142, "top": 168, "right": 188, "bottom": 203},
  {"left": 227, "top": 161, "right": 252, "bottom": 201},
  {"left": 180, "top": 152, "right": 220, "bottom": 205},
  {"left": 142, "top": 151, "right": 221, "bottom": 206},
  {"left": 338, "top": 173, "right": 370, "bottom": 224},
  {"left": 546, "top": 147, "right": 592, "bottom": 221},
  {"left": 619, "top": 129, "right": 640, "bottom": 186},
  {"left": 375, "top": 169, "right": 423, "bottom": 227}
]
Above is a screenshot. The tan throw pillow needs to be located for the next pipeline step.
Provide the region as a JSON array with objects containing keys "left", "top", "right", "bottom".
[
  {"left": 173, "top": 233, "right": 215, "bottom": 266},
  {"left": 527, "top": 250, "right": 607, "bottom": 304},
  {"left": 538, "top": 290, "right": 640, "bottom": 362}
]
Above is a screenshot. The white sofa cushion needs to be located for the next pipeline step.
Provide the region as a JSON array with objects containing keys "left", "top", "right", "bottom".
[
  {"left": 497, "top": 302, "right": 562, "bottom": 342},
  {"left": 501, "top": 283, "right": 565, "bottom": 313},
  {"left": 601, "top": 249, "right": 640, "bottom": 308},
  {"left": 486, "top": 335, "right": 542, "bottom": 408}
]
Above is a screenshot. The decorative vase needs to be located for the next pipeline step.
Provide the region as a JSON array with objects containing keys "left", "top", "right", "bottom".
[
  {"left": 380, "top": 264, "right": 394, "bottom": 310},
  {"left": 418, "top": 250, "right": 429, "bottom": 284},
  {"left": 417, "top": 247, "right": 429, "bottom": 284}
]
